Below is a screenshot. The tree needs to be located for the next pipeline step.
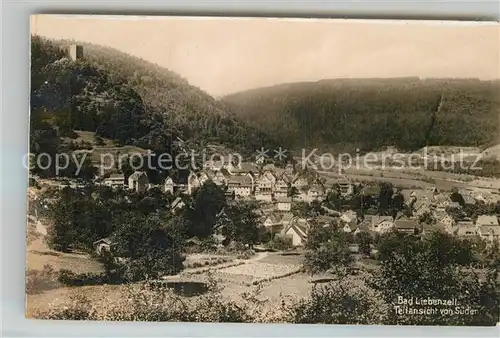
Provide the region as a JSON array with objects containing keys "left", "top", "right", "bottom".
[
  {"left": 391, "top": 190, "right": 405, "bottom": 213},
  {"left": 370, "top": 231, "right": 499, "bottom": 325},
  {"left": 378, "top": 182, "right": 394, "bottom": 215},
  {"left": 47, "top": 187, "right": 113, "bottom": 252},
  {"left": 450, "top": 188, "right": 466, "bottom": 207},
  {"left": 418, "top": 211, "right": 436, "bottom": 225},
  {"left": 290, "top": 277, "right": 387, "bottom": 324},
  {"left": 326, "top": 185, "right": 343, "bottom": 210},
  {"left": 112, "top": 213, "right": 185, "bottom": 281},
  {"left": 183, "top": 182, "right": 226, "bottom": 238},
  {"left": 355, "top": 231, "right": 372, "bottom": 256},
  {"left": 216, "top": 200, "right": 261, "bottom": 246},
  {"left": 303, "top": 226, "right": 353, "bottom": 274},
  {"left": 287, "top": 186, "right": 299, "bottom": 200}
]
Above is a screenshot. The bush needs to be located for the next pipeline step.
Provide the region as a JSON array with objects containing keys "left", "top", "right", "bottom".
[
  {"left": 26, "top": 265, "right": 59, "bottom": 294},
  {"left": 93, "top": 135, "right": 105, "bottom": 146},
  {"left": 32, "top": 278, "right": 253, "bottom": 322},
  {"left": 58, "top": 269, "right": 124, "bottom": 286},
  {"left": 266, "top": 235, "right": 293, "bottom": 251},
  {"left": 236, "top": 249, "right": 255, "bottom": 260},
  {"left": 289, "top": 278, "right": 388, "bottom": 324}
]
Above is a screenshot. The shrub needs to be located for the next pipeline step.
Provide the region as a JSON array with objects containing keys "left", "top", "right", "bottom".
[
  {"left": 288, "top": 278, "right": 388, "bottom": 324},
  {"left": 267, "top": 235, "right": 293, "bottom": 251},
  {"left": 236, "top": 249, "right": 255, "bottom": 260},
  {"left": 26, "top": 265, "right": 59, "bottom": 294}
]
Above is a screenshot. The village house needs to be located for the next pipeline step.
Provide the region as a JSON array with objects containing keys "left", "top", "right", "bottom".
[
  {"left": 353, "top": 222, "right": 372, "bottom": 236},
  {"left": 255, "top": 171, "right": 275, "bottom": 201},
  {"left": 164, "top": 177, "right": 174, "bottom": 194},
  {"left": 477, "top": 226, "right": 500, "bottom": 242},
  {"left": 359, "top": 185, "right": 381, "bottom": 203},
  {"left": 170, "top": 197, "right": 185, "bottom": 214},
  {"left": 128, "top": 171, "right": 149, "bottom": 193},
  {"left": 421, "top": 222, "right": 447, "bottom": 237},
  {"left": 262, "top": 214, "right": 282, "bottom": 228},
  {"left": 198, "top": 171, "right": 212, "bottom": 186},
  {"left": 187, "top": 172, "right": 201, "bottom": 194},
  {"left": 342, "top": 222, "right": 358, "bottom": 233},
  {"left": 412, "top": 198, "right": 432, "bottom": 217},
  {"left": 433, "top": 210, "right": 455, "bottom": 228},
  {"left": 458, "top": 189, "right": 477, "bottom": 206},
  {"left": 275, "top": 197, "right": 292, "bottom": 213},
  {"left": 313, "top": 215, "right": 339, "bottom": 228},
  {"left": 211, "top": 169, "right": 229, "bottom": 186},
  {"left": 340, "top": 210, "right": 357, "bottom": 225},
  {"left": 93, "top": 237, "right": 114, "bottom": 255},
  {"left": 456, "top": 224, "right": 478, "bottom": 238},
  {"left": 402, "top": 189, "right": 434, "bottom": 207},
  {"left": 282, "top": 218, "right": 309, "bottom": 246},
  {"left": 261, "top": 214, "right": 284, "bottom": 236},
  {"left": 370, "top": 215, "right": 394, "bottom": 233},
  {"left": 103, "top": 173, "right": 125, "bottom": 189},
  {"left": 434, "top": 193, "right": 453, "bottom": 211},
  {"left": 226, "top": 161, "right": 259, "bottom": 176},
  {"left": 337, "top": 178, "right": 354, "bottom": 197},
  {"left": 307, "top": 184, "right": 325, "bottom": 202},
  {"left": 291, "top": 175, "right": 308, "bottom": 190},
  {"left": 203, "top": 155, "right": 233, "bottom": 171},
  {"left": 274, "top": 175, "right": 290, "bottom": 198},
  {"left": 446, "top": 220, "right": 472, "bottom": 235},
  {"left": 227, "top": 175, "right": 253, "bottom": 198},
  {"left": 447, "top": 201, "right": 462, "bottom": 209},
  {"left": 280, "top": 213, "right": 294, "bottom": 228},
  {"left": 475, "top": 215, "right": 499, "bottom": 227},
  {"left": 401, "top": 189, "right": 418, "bottom": 205},
  {"left": 394, "top": 219, "right": 418, "bottom": 235}
]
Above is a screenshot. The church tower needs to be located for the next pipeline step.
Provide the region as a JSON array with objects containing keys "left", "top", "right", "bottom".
[{"left": 68, "top": 44, "right": 84, "bottom": 61}]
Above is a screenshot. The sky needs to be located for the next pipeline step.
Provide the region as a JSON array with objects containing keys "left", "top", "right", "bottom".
[{"left": 31, "top": 15, "right": 500, "bottom": 97}]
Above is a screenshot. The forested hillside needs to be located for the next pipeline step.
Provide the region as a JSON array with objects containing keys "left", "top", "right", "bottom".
[
  {"left": 30, "top": 35, "right": 277, "bottom": 171},
  {"left": 223, "top": 78, "right": 500, "bottom": 152}
]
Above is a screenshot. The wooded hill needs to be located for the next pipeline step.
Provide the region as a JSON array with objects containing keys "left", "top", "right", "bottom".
[
  {"left": 30, "top": 35, "right": 277, "bottom": 163},
  {"left": 223, "top": 78, "right": 500, "bottom": 152}
]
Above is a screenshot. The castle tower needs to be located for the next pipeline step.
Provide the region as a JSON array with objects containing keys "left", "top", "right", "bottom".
[{"left": 68, "top": 44, "right": 84, "bottom": 61}]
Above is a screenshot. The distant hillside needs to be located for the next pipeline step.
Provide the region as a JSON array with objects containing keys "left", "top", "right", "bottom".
[
  {"left": 223, "top": 78, "right": 500, "bottom": 152},
  {"left": 31, "top": 36, "right": 277, "bottom": 159}
]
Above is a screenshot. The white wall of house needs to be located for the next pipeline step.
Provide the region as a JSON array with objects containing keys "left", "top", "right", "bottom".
[
  {"left": 373, "top": 221, "right": 394, "bottom": 233},
  {"left": 285, "top": 229, "right": 303, "bottom": 246},
  {"left": 277, "top": 202, "right": 291, "bottom": 212}
]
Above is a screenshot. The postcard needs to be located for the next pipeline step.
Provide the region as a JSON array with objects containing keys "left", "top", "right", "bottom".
[{"left": 27, "top": 15, "right": 499, "bottom": 325}]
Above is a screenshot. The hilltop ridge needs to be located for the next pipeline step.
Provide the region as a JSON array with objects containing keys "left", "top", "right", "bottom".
[{"left": 223, "top": 77, "right": 500, "bottom": 152}]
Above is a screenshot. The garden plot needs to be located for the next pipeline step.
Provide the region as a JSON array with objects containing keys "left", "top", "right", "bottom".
[{"left": 219, "top": 261, "right": 300, "bottom": 279}]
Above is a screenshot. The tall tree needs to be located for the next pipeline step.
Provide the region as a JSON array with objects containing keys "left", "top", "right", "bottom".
[{"left": 183, "top": 182, "right": 226, "bottom": 238}]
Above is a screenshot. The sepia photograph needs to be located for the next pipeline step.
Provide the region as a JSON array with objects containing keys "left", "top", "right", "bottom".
[{"left": 27, "top": 15, "right": 500, "bottom": 326}]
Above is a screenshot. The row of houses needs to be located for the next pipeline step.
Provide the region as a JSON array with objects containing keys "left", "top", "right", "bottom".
[
  {"left": 447, "top": 215, "right": 500, "bottom": 242},
  {"left": 259, "top": 209, "right": 421, "bottom": 247},
  {"left": 260, "top": 205, "right": 500, "bottom": 247},
  {"left": 165, "top": 162, "right": 354, "bottom": 203},
  {"left": 102, "top": 171, "right": 150, "bottom": 193}
]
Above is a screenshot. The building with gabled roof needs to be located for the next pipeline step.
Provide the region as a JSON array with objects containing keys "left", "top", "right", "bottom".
[
  {"left": 370, "top": 215, "right": 394, "bottom": 233},
  {"left": 227, "top": 174, "right": 253, "bottom": 198},
  {"left": 128, "top": 171, "right": 149, "bottom": 193},
  {"left": 227, "top": 161, "right": 259, "bottom": 175},
  {"left": 394, "top": 219, "right": 418, "bottom": 234},
  {"left": 275, "top": 196, "right": 292, "bottom": 212},
  {"left": 477, "top": 226, "right": 500, "bottom": 242},
  {"left": 103, "top": 173, "right": 125, "bottom": 189},
  {"left": 282, "top": 218, "right": 309, "bottom": 246},
  {"left": 476, "top": 215, "right": 499, "bottom": 227}
]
